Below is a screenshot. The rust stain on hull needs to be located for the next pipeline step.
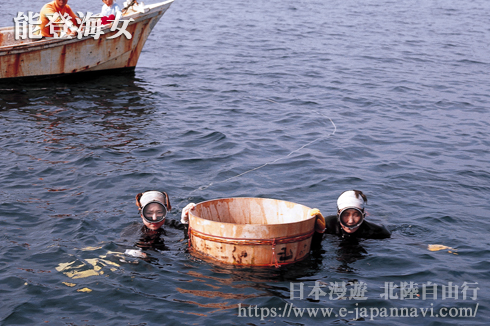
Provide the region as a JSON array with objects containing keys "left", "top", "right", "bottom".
[
  {"left": 13, "top": 53, "right": 21, "bottom": 77},
  {"left": 59, "top": 45, "right": 67, "bottom": 72}
]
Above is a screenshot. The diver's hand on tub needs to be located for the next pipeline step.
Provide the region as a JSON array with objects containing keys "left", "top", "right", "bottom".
[
  {"left": 308, "top": 208, "right": 326, "bottom": 234},
  {"left": 181, "top": 203, "right": 196, "bottom": 224}
]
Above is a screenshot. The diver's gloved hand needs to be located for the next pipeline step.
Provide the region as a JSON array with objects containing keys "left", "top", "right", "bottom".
[
  {"left": 308, "top": 208, "right": 326, "bottom": 233},
  {"left": 181, "top": 203, "right": 196, "bottom": 224}
]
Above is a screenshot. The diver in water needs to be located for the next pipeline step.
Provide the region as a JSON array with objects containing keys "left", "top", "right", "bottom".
[
  {"left": 315, "top": 190, "right": 390, "bottom": 241},
  {"left": 310, "top": 190, "right": 390, "bottom": 251},
  {"left": 121, "top": 190, "right": 187, "bottom": 251}
]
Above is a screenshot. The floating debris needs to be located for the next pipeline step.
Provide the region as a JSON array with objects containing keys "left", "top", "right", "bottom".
[
  {"left": 56, "top": 251, "right": 123, "bottom": 279},
  {"left": 428, "top": 244, "right": 458, "bottom": 254}
]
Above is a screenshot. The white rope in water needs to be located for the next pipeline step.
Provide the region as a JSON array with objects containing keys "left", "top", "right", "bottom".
[{"left": 175, "top": 99, "right": 337, "bottom": 209}]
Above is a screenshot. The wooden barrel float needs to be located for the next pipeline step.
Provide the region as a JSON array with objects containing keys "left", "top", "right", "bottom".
[{"left": 188, "top": 197, "right": 316, "bottom": 267}]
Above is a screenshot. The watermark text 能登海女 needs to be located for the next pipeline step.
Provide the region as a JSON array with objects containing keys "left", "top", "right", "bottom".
[{"left": 13, "top": 11, "right": 134, "bottom": 40}]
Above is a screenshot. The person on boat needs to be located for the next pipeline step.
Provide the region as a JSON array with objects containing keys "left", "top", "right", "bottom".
[
  {"left": 120, "top": 190, "right": 186, "bottom": 251},
  {"left": 310, "top": 190, "right": 390, "bottom": 243},
  {"left": 39, "top": 0, "right": 79, "bottom": 37},
  {"left": 101, "top": 0, "right": 122, "bottom": 24}
]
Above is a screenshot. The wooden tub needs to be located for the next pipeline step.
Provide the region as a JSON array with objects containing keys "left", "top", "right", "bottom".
[{"left": 188, "top": 197, "right": 316, "bottom": 267}]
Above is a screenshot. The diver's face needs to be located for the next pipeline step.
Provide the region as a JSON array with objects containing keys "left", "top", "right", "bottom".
[
  {"left": 55, "top": 0, "right": 68, "bottom": 8},
  {"left": 141, "top": 203, "right": 165, "bottom": 230},
  {"left": 339, "top": 208, "right": 363, "bottom": 233}
]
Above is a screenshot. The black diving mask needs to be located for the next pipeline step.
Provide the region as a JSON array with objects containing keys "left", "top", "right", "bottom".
[
  {"left": 142, "top": 202, "right": 167, "bottom": 223},
  {"left": 338, "top": 207, "right": 365, "bottom": 230}
]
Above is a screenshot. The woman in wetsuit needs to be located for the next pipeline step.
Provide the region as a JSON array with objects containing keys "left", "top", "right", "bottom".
[
  {"left": 325, "top": 190, "right": 390, "bottom": 239},
  {"left": 310, "top": 190, "right": 390, "bottom": 250},
  {"left": 121, "top": 190, "right": 186, "bottom": 251}
]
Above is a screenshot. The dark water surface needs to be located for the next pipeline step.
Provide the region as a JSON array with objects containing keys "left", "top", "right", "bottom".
[{"left": 1, "top": 0, "right": 490, "bottom": 325}]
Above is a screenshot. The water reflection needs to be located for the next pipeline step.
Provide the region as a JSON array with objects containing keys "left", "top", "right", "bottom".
[
  {"left": 0, "top": 72, "right": 151, "bottom": 111},
  {"left": 0, "top": 73, "right": 159, "bottom": 158},
  {"left": 168, "top": 250, "right": 328, "bottom": 315}
]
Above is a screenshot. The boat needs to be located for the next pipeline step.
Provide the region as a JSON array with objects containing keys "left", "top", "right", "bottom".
[{"left": 0, "top": 0, "right": 174, "bottom": 80}]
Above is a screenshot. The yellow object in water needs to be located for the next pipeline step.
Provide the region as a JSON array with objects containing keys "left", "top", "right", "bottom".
[
  {"left": 77, "top": 288, "right": 92, "bottom": 293},
  {"left": 56, "top": 251, "right": 123, "bottom": 279},
  {"left": 62, "top": 282, "right": 76, "bottom": 287},
  {"left": 56, "top": 261, "right": 102, "bottom": 279},
  {"left": 428, "top": 244, "right": 456, "bottom": 252}
]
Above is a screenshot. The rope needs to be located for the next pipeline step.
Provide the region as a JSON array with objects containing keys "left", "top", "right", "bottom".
[
  {"left": 189, "top": 228, "right": 314, "bottom": 246},
  {"left": 175, "top": 99, "right": 337, "bottom": 209},
  {"left": 188, "top": 228, "right": 314, "bottom": 268}
]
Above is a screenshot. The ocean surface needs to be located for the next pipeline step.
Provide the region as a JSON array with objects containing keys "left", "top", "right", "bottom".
[{"left": 1, "top": 0, "right": 490, "bottom": 325}]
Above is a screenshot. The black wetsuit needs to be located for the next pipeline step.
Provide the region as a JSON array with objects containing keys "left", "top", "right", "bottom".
[
  {"left": 311, "top": 215, "right": 390, "bottom": 250},
  {"left": 120, "top": 219, "right": 188, "bottom": 251},
  {"left": 323, "top": 215, "right": 391, "bottom": 239}
]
